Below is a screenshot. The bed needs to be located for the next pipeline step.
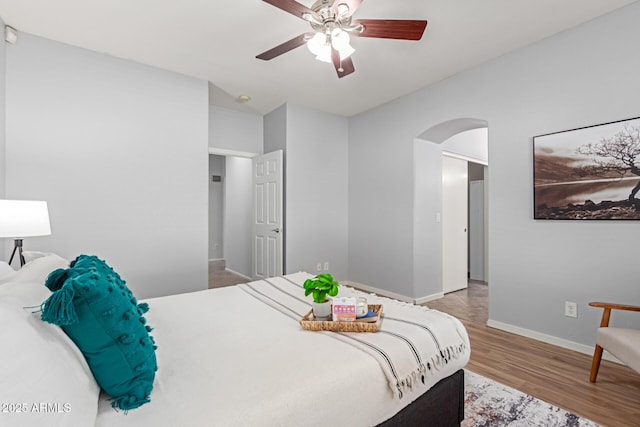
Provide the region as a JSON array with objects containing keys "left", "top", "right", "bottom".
[{"left": 0, "top": 254, "right": 470, "bottom": 426}]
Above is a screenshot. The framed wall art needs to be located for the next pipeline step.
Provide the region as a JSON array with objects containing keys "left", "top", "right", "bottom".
[{"left": 533, "top": 116, "right": 640, "bottom": 220}]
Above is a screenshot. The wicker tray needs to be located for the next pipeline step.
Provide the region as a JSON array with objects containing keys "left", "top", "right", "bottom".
[{"left": 300, "top": 304, "right": 383, "bottom": 332}]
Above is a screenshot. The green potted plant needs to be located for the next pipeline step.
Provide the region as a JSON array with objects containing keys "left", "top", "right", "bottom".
[{"left": 303, "top": 273, "right": 339, "bottom": 320}]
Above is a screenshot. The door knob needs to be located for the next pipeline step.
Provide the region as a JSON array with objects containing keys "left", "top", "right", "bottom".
[{"left": 271, "top": 228, "right": 281, "bottom": 233}]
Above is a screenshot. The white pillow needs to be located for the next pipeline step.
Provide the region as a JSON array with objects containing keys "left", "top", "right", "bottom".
[
  {"left": 22, "top": 250, "right": 51, "bottom": 264},
  {"left": 0, "top": 290, "right": 100, "bottom": 426},
  {"left": 0, "top": 253, "right": 69, "bottom": 292},
  {"left": 0, "top": 261, "right": 15, "bottom": 283}
]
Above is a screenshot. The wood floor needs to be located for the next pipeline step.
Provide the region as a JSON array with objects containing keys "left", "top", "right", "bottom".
[
  {"left": 208, "top": 260, "right": 249, "bottom": 289},
  {"left": 426, "top": 282, "right": 640, "bottom": 427}
]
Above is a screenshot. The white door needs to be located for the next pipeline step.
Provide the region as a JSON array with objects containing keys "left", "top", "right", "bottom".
[
  {"left": 252, "top": 150, "right": 283, "bottom": 279},
  {"left": 442, "top": 155, "right": 468, "bottom": 293}
]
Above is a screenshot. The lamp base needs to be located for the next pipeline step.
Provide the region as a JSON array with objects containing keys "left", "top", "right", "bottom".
[{"left": 8, "top": 238, "right": 25, "bottom": 267}]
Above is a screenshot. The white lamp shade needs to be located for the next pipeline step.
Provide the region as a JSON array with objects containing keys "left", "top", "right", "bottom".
[{"left": 0, "top": 200, "right": 51, "bottom": 238}]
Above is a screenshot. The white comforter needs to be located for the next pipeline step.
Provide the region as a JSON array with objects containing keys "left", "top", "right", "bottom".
[{"left": 96, "top": 272, "right": 470, "bottom": 427}]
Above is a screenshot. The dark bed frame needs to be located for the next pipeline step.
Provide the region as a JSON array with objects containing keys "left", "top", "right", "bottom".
[{"left": 376, "top": 369, "right": 465, "bottom": 427}]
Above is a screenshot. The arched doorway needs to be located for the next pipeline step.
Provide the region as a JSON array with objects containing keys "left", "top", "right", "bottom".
[{"left": 413, "top": 118, "right": 488, "bottom": 301}]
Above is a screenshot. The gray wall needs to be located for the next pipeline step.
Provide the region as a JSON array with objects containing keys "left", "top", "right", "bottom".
[
  {"left": 442, "top": 128, "right": 488, "bottom": 163},
  {"left": 5, "top": 33, "right": 209, "bottom": 299},
  {"left": 224, "top": 156, "right": 252, "bottom": 277},
  {"left": 208, "top": 154, "right": 224, "bottom": 260},
  {"left": 264, "top": 104, "right": 287, "bottom": 154},
  {"left": 412, "top": 140, "right": 444, "bottom": 298},
  {"left": 264, "top": 104, "right": 349, "bottom": 280},
  {"left": 349, "top": 2, "right": 640, "bottom": 347},
  {"left": 350, "top": 102, "right": 418, "bottom": 296},
  {"left": 0, "top": 18, "right": 6, "bottom": 261},
  {"left": 209, "top": 105, "right": 263, "bottom": 154},
  {"left": 286, "top": 104, "right": 349, "bottom": 280}
]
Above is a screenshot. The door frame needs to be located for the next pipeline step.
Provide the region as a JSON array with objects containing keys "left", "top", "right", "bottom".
[{"left": 207, "top": 148, "right": 258, "bottom": 280}]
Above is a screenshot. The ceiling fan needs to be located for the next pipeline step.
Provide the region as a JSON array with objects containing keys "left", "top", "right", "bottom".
[{"left": 256, "top": 0, "right": 428, "bottom": 78}]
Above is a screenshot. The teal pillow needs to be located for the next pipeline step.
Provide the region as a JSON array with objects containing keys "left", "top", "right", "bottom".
[{"left": 40, "top": 255, "right": 157, "bottom": 411}]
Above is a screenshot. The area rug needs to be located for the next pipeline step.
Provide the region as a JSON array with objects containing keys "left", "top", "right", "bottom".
[{"left": 464, "top": 370, "right": 601, "bottom": 426}]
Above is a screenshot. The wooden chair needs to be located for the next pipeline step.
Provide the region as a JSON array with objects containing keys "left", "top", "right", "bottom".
[{"left": 589, "top": 302, "right": 640, "bottom": 382}]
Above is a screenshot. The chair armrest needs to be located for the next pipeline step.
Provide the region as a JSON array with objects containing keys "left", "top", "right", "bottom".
[
  {"left": 589, "top": 302, "right": 640, "bottom": 312},
  {"left": 589, "top": 302, "right": 640, "bottom": 328}
]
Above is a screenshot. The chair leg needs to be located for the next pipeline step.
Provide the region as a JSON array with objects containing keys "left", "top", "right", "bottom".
[{"left": 590, "top": 344, "right": 604, "bottom": 383}]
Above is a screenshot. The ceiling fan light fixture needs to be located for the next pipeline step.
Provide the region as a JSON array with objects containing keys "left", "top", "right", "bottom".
[
  {"left": 330, "top": 28, "right": 347, "bottom": 45},
  {"left": 315, "top": 44, "right": 333, "bottom": 63},
  {"left": 307, "top": 32, "right": 326, "bottom": 56},
  {"left": 337, "top": 43, "right": 355, "bottom": 60},
  {"left": 331, "top": 28, "right": 355, "bottom": 60},
  {"left": 307, "top": 31, "right": 332, "bottom": 63},
  {"left": 257, "top": 0, "right": 426, "bottom": 78}
]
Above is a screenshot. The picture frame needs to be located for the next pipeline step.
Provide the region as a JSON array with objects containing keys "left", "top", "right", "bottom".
[{"left": 533, "top": 116, "right": 640, "bottom": 220}]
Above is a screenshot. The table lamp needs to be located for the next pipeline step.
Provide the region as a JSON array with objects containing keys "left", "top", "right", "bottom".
[{"left": 0, "top": 200, "right": 51, "bottom": 267}]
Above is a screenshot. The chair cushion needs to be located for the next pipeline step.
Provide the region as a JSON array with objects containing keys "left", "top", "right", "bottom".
[
  {"left": 596, "top": 327, "right": 640, "bottom": 374},
  {"left": 40, "top": 255, "right": 157, "bottom": 410}
]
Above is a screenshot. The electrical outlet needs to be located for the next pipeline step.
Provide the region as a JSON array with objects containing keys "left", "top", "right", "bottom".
[
  {"left": 565, "top": 301, "right": 577, "bottom": 318},
  {"left": 316, "top": 262, "right": 322, "bottom": 271},
  {"left": 324, "top": 262, "right": 329, "bottom": 271}
]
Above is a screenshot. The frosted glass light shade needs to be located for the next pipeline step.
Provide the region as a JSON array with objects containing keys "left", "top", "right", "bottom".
[
  {"left": 315, "top": 44, "right": 333, "bottom": 63},
  {"left": 337, "top": 43, "right": 354, "bottom": 60},
  {"left": 308, "top": 29, "right": 355, "bottom": 63},
  {"left": 307, "top": 33, "right": 326, "bottom": 56},
  {"left": 331, "top": 28, "right": 349, "bottom": 48},
  {"left": 0, "top": 200, "right": 51, "bottom": 238},
  {"left": 308, "top": 32, "right": 335, "bottom": 63},
  {"left": 330, "top": 29, "right": 355, "bottom": 60}
]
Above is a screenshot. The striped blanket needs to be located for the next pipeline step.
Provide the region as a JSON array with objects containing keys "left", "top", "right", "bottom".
[{"left": 239, "top": 272, "right": 470, "bottom": 400}]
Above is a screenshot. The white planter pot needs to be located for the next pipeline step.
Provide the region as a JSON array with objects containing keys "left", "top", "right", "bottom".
[{"left": 312, "top": 300, "right": 332, "bottom": 320}]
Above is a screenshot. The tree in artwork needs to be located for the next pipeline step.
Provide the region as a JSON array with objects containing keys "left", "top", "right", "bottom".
[{"left": 576, "top": 125, "right": 640, "bottom": 204}]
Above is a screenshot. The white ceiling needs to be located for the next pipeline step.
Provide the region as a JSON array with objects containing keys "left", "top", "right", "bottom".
[{"left": 0, "top": 0, "right": 636, "bottom": 116}]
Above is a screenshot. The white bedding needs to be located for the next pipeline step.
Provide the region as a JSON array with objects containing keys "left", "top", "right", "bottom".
[{"left": 95, "top": 272, "right": 470, "bottom": 427}]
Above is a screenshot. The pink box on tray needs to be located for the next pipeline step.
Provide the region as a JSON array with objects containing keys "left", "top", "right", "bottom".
[{"left": 332, "top": 296, "right": 357, "bottom": 322}]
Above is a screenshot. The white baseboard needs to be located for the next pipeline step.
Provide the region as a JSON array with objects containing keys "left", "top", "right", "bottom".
[
  {"left": 225, "top": 268, "right": 251, "bottom": 281},
  {"left": 487, "top": 319, "right": 622, "bottom": 364},
  {"left": 342, "top": 281, "right": 415, "bottom": 304},
  {"left": 415, "top": 292, "right": 445, "bottom": 305},
  {"left": 341, "top": 281, "right": 444, "bottom": 305}
]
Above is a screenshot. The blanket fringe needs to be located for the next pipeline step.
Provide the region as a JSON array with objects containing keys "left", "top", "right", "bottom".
[{"left": 396, "top": 342, "right": 468, "bottom": 399}]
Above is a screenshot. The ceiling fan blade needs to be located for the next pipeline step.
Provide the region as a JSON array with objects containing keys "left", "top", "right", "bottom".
[
  {"left": 262, "top": 0, "right": 319, "bottom": 21},
  {"left": 256, "top": 33, "right": 312, "bottom": 61},
  {"left": 352, "top": 19, "right": 427, "bottom": 40},
  {"left": 331, "top": 48, "right": 355, "bottom": 78},
  {"left": 332, "top": 0, "right": 363, "bottom": 18}
]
